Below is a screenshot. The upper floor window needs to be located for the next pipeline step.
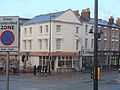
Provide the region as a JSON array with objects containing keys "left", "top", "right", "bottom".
[
  {"left": 56, "top": 39, "right": 62, "bottom": 50},
  {"left": 104, "top": 41, "right": 107, "bottom": 50},
  {"left": 28, "top": 40, "right": 32, "bottom": 50},
  {"left": 104, "top": 30, "right": 107, "bottom": 36},
  {"left": 76, "top": 39, "right": 79, "bottom": 50},
  {"left": 45, "top": 39, "right": 48, "bottom": 50},
  {"left": 39, "top": 39, "right": 42, "bottom": 50},
  {"left": 85, "top": 38, "right": 88, "bottom": 49},
  {"left": 98, "top": 41, "right": 100, "bottom": 50},
  {"left": 24, "top": 28, "right": 27, "bottom": 35},
  {"left": 45, "top": 25, "right": 48, "bottom": 33},
  {"left": 40, "top": 26, "right": 43, "bottom": 33},
  {"left": 29, "top": 27, "right": 32, "bottom": 34},
  {"left": 91, "top": 39, "right": 94, "bottom": 48},
  {"left": 76, "top": 27, "right": 79, "bottom": 34},
  {"left": 56, "top": 25, "right": 61, "bottom": 33},
  {"left": 111, "top": 41, "right": 114, "bottom": 50},
  {"left": 23, "top": 40, "right": 26, "bottom": 50},
  {"left": 85, "top": 25, "right": 88, "bottom": 33}
]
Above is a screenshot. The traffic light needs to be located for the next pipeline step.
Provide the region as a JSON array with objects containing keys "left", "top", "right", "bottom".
[
  {"left": 98, "top": 65, "right": 101, "bottom": 80},
  {"left": 22, "top": 55, "right": 25, "bottom": 62},
  {"left": 91, "top": 68, "right": 94, "bottom": 79}
]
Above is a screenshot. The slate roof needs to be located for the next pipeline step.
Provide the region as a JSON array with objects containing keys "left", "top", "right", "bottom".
[
  {"left": 23, "top": 9, "right": 120, "bottom": 29},
  {"left": 24, "top": 11, "right": 66, "bottom": 25},
  {"left": 89, "top": 18, "right": 119, "bottom": 28}
]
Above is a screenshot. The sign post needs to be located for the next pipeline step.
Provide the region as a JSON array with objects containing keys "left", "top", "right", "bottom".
[
  {"left": 0, "top": 16, "right": 19, "bottom": 90},
  {"left": 6, "top": 51, "right": 9, "bottom": 90}
]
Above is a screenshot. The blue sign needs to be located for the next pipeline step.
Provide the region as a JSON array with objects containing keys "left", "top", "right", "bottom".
[{"left": 1, "top": 30, "right": 15, "bottom": 46}]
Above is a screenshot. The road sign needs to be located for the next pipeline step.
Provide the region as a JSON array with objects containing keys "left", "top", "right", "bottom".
[
  {"left": 0, "top": 16, "right": 19, "bottom": 51},
  {"left": 1, "top": 30, "right": 15, "bottom": 46}
]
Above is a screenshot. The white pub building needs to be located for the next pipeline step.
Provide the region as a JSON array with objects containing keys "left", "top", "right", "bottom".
[{"left": 20, "top": 9, "right": 95, "bottom": 73}]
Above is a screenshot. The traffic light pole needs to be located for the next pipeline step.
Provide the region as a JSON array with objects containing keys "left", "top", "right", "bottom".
[{"left": 93, "top": 0, "right": 98, "bottom": 90}]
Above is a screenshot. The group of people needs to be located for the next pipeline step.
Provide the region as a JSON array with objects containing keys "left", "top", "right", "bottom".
[{"left": 33, "top": 65, "right": 49, "bottom": 77}]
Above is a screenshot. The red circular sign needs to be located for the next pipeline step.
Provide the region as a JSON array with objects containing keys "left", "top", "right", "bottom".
[{"left": 0, "top": 30, "right": 15, "bottom": 46}]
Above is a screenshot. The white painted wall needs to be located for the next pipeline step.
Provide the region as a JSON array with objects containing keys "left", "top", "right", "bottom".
[{"left": 20, "top": 10, "right": 82, "bottom": 53}]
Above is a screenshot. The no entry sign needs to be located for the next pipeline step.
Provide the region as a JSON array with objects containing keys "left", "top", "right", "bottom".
[{"left": 0, "top": 16, "right": 19, "bottom": 51}]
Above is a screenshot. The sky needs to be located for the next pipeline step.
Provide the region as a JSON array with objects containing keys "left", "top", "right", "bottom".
[{"left": 0, "top": 0, "right": 120, "bottom": 21}]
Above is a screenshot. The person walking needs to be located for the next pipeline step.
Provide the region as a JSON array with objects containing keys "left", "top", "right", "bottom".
[
  {"left": 44, "top": 65, "right": 48, "bottom": 77},
  {"left": 33, "top": 65, "right": 37, "bottom": 75},
  {"left": 37, "top": 65, "right": 42, "bottom": 76}
]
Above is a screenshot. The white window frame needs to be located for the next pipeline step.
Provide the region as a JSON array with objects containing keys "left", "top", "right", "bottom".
[
  {"left": 45, "top": 39, "right": 48, "bottom": 50},
  {"left": 85, "top": 38, "right": 88, "bottom": 49},
  {"left": 76, "top": 27, "right": 79, "bottom": 34},
  {"left": 23, "top": 40, "right": 26, "bottom": 50},
  {"left": 91, "top": 39, "right": 94, "bottom": 49},
  {"left": 29, "top": 27, "right": 32, "bottom": 34},
  {"left": 56, "top": 25, "right": 61, "bottom": 33},
  {"left": 76, "top": 39, "right": 79, "bottom": 50},
  {"left": 85, "top": 25, "right": 88, "bottom": 33},
  {"left": 40, "top": 26, "right": 43, "bottom": 33},
  {"left": 45, "top": 25, "right": 48, "bottom": 33},
  {"left": 24, "top": 28, "right": 27, "bottom": 35},
  {"left": 28, "top": 40, "right": 32, "bottom": 50},
  {"left": 56, "top": 39, "right": 61, "bottom": 50},
  {"left": 39, "top": 39, "right": 42, "bottom": 50}
]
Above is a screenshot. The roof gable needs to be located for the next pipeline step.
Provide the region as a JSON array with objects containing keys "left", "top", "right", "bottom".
[{"left": 54, "top": 9, "right": 81, "bottom": 24}]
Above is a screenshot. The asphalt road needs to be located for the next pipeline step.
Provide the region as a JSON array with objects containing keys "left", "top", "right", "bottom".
[{"left": 0, "top": 70, "right": 120, "bottom": 90}]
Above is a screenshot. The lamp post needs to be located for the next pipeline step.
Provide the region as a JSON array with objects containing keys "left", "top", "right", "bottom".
[
  {"left": 48, "top": 12, "right": 52, "bottom": 75},
  {"left": 94, "top": 0, "right": 98, "bottom": 90}
]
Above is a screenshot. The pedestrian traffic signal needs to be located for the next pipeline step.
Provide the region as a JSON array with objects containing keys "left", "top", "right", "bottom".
[{"left": 91, "top": 68, "right": 94, "bottom": 79}]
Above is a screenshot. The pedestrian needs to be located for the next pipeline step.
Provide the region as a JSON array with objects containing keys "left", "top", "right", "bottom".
[
  {"left": 37, "top": 65, "right": 42, "bottom": 76},
  {"left": 44, "top": 65, "right": 48, "bottom": 77},
  {"left": 33, "top": 65, "right": 37, "bottom": 75}
]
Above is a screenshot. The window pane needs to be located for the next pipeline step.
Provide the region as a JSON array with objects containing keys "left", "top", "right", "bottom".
[
  {"left": 29, "top": 27, "right": 32, "bottom": 34},
  {"left": 85, "top": 25, "right": 88, "bottom": 33},
  {"left": 39, "top": 39, "right": 42, "bottom": 50},
  {"left": 76, "top": 27, "right": 79, "bottom": 34},
  {"left": 56, "top": 25, "right": 61, "bottom": 32},
  {"left": 56, "top": 39, "right": 61, "bottom": 50},
  {"left": 24, "top": 28, "right": 27, "bottom": 35},
  {"left": 45, "top": 25, "right": 48, "bottom": 33},
  {"left": 40, "top": 26, "right": 42, "bottom": 33}
]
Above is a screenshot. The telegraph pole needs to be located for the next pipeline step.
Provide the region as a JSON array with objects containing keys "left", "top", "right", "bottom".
[
  {"left": 93, "top": 0, "right": 98, "bottom": 90},
  {"left": 48, "top": 12, "right": 52, "bottom": 75}
]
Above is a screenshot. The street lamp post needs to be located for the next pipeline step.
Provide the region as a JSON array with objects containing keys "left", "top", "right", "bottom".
[
  {"left": 48, "top": 12, "right": 52, "bottom": 75},
  {"left": 94, "top": 0, "right": 98, "bottom": 90}
]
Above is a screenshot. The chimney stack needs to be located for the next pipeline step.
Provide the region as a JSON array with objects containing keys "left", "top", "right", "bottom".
[
  {"left": 116, "top": 18, "right": 120, "bottom": 26},
  {"left": 81, "top": 8, "right": 90, "bottom": 21},
  {"left": 109, "top": 16, "right": 114, "bottom": 24}
]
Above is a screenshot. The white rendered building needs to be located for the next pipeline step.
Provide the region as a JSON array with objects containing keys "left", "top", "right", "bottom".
[{"left": 20, "top": 9, "right": 84, "bottom": 72}]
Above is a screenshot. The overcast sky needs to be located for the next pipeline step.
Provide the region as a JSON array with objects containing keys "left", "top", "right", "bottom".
[{"left": 0, "top": 0, "right": 120, "bottom": 20}]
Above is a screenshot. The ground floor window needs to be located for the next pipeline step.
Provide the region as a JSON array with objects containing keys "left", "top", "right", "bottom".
[{"left": 58, "top": 56, "right": 72, "bottom": 68}]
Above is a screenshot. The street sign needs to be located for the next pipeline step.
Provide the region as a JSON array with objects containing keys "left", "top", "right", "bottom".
[
  {"left": 1, "top": 30, "right": 15, "bottom": 46},
  {"left": 0, "top": 16, "right": 19, "bottom": 51}
]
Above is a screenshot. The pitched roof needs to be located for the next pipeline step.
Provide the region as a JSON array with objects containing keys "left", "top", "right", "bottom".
[
  {"left": 24, "top": 10, "right": 66, "bottom": 25},
  {"left": 89, "top": 18, "right": 119, "bottom": 28}
]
